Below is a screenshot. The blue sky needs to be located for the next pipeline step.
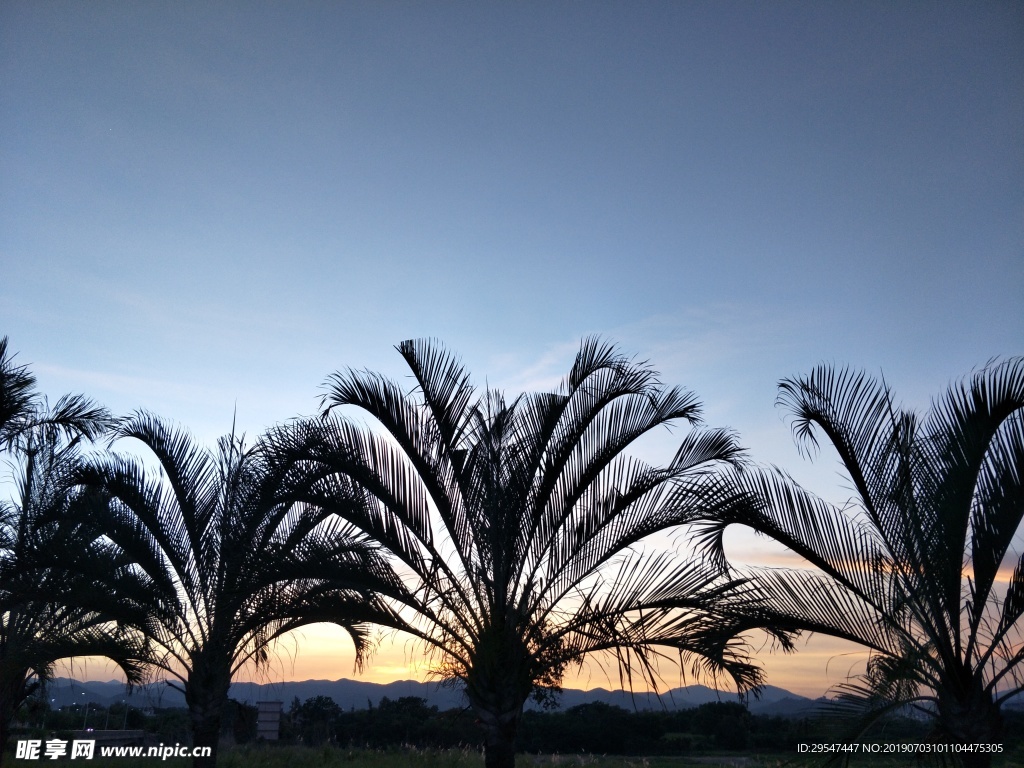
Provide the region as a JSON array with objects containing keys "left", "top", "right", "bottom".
[{"left": 2, "top": 2, "right": 1021, "bottom": 696}]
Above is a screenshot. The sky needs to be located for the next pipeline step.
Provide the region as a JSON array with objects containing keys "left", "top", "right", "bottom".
[{"left": 1, "top": 1, "right": 1022, "bottom": 699}]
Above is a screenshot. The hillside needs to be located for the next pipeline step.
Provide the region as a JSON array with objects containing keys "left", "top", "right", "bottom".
[{"left": 40, "top": 677, "right": 824, "bottom": 717}]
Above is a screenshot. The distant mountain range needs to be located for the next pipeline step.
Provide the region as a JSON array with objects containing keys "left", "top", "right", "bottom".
[{"left": 38, "top": 677, "right": 825, "bottom": 718}]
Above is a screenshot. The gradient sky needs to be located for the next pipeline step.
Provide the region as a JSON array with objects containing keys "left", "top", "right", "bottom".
[{"left": 2, "top": 2, "right": 1022, "bottom": 699}]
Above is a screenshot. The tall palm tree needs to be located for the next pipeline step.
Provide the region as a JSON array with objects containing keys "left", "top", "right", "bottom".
[
  {"left": 695, "top": 360, "right": 1024, "bottom": 766},
  {"left": 0, "top": 434, "right": 147, "bottom": 765},
  {"left": 271, "top": 339, "right": 780, "bottom": 768},
  {"left": 77, "top": 413, "right": 403, "bottom": 767}
]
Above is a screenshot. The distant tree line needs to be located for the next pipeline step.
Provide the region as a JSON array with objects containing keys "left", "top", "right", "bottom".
[
  {"left": 16, "top": 680, "right": 1024, "bottom": 758},
  {"left": 235, "top": 695, "right": 1024, "bottom": 757}
]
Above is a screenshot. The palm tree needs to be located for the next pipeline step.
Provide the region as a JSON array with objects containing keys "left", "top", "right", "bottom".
[
  {"left": 0, "top": 337, "right": 112, "bottom": 451},
  {"left": 695, "top": 360, "right": 1024, "bottom": 765},
  {"left": 76, "top": 413, "right": 402, "bottom": 767},
  {"left": 271, "top": 339, "right": 779, "bottom": 768},
  {"left": 0, "top": 434, "right": 147, "bottom": 765},
  {"left": 1, "top": 338, "right": 135, "bottom": 765}
]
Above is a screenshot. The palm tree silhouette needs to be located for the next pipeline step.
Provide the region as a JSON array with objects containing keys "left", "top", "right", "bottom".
[
  {"left": 0, "top": 337, "right": 112, "bottom": 451},
  {"left": 1, "top": 338, "right": 137, "bottom": 765},
  {"left": 697, "top": 360, "right": 1023, "bottom": 765},
  {"left": 0, "top": 434, "right": 147, "bottom": 765},
  {"left": 272, "top": 339, "right": 778, "bottom": 768},
  {"left": 77, "top": 413, "right": 402, "bottom": 767}
]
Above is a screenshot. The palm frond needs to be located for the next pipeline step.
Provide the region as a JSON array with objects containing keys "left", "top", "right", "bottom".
[
  {"left": 1, "top": 431, "right": 154, "bottom": 752},
  {"left": 727, "top": 359, "right": 1024, "bottom": 748},
  {"left": 73, "top": 412, "right": 410, "bottom": 760},
  {"left": 292, "top": 337, "right": 769, "bottom": 755}
]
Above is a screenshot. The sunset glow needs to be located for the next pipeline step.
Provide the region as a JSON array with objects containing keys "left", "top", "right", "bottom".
[{"left": 5, "top": 0, "right": 1020, "bottom": 717}]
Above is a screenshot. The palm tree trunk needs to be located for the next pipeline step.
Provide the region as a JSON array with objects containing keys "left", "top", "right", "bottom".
[
  {"left": 472, "top": 688, "right": 524, "bottom": 768},
  {"left": 0, "top": 670, "right": 28, "bottom": 768},
  {"left": 186, "top": 668, "right": 231, "bottom": 768},
  {"left": 939, "top": 689, "right": 1002, "bottom": 768},
  {"left": 479, "top": 709, "right": 519, "bottom": 768},
  {"left": 0, "top": 715, "right": 11, "bottom": 768},
  {"left": 190, "top": 711, "right": 221, "bottom": 768},
  {"left": 466, "top": 662, "right": 528, "bottom": 768}
]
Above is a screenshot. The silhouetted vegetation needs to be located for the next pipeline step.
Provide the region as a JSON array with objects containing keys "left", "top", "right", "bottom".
[
  {"left": 4, "top": 335, "right": 1022, "bottom": 768},
  {"left": 270, "top": 339, "right": 780, "bottom": 768},
  {"left": 325, "top": 698, "right": 819, "bottom": 755},
  {"left": 0, "top": 339, "right": 139, "bottom": 765},
  {"left": 699, "top": 360, "right": 1024, "bottom": 768},
  {"left": 191, "top": 695, "right": 1024, "bottom": 757},
  {"left": 74, "top": 413, "right": 403, "bottom": 767}
]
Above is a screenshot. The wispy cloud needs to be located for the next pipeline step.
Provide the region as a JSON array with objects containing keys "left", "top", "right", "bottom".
[
  {"left": 484, "top": 338, "right": 583, "bottom": 394},
  {"left": 479, "top": 302, "right": 800, "bottom": 401}
]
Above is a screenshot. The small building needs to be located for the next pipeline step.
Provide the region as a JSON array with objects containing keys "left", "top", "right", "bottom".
[{"left": 256, "top": 701, "right": 282, "bottom": 741}]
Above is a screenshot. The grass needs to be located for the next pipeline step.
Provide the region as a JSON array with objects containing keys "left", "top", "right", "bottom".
[
  {"left": 9, "top": 745, "right": 784, "bottom": 768},
  {"left": 9, "top": 744, "right": 1024, "bottom": 768},
  {"left": 79, "top": 749, "right": 785, "bottom": 768}
]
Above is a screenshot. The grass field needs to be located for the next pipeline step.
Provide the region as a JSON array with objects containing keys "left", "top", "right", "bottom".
[
  {"left": 24, "top": 745, "right": 1017, "bottom": 768},
  {"left": 53, "top": 750, "right": 779, "bottom": 768}
]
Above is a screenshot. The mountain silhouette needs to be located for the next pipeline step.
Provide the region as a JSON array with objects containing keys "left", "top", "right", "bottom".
[{"left": 39, "top": 677, "right": 826, "bottom": 717}]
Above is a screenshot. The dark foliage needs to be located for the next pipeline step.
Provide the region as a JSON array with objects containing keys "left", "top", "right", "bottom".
[
  {"left": 270, "top": 339, "right": 785, "bottom": 767},
  {"left": 287, "top": 695, "right": 343, "bottom": 744},
  {"left": 283, "top": 695, "right": 830, "bottom": 755},
  {"left": 0, "top": 338, "right": 138, "bottom": 767},
  {"left": 696, "top": 359, "right": 1024, "bottom": 767},
  {"left": 76, "top": 413, "right": 403, "bottom": 767},
  {"left": 0, "top": 337, "right": 114, "bottom": 452}
]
